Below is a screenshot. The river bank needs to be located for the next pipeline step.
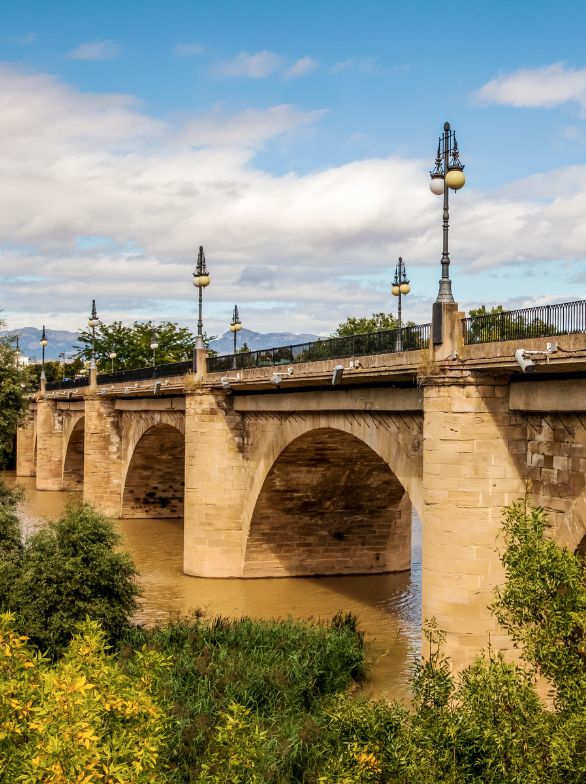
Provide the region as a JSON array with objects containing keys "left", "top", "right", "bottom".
[{"left": 5, "top": 472, "right": 421, "bottom": 702}]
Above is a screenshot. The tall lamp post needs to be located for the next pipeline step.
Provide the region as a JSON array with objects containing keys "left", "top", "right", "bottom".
[
  {"left": 230, "top": 305, "right": 242, "bottom": 353},
  {"left": 58, "top": 352, "right": 66, "bottom": 381},
  {"left": 192, "top": 245, "right": 210, "bottom": 350},
  {"left": 109, "top": 351, "right": 117, "bottom": 373},
  {"left": 88, "top": 300, "right": 100, "bottom": 370},
  {"left": 429, "top": 122, "right": 466, "bottom": 304},
  {"left": 40, "top": 325, "right": 48, "bottom": 382},
  {"left": 391, "top": 257, "right": 410, "bottom": 351},
  {"left": 150, "top": 330, "right": 158, "bottom": 368}
]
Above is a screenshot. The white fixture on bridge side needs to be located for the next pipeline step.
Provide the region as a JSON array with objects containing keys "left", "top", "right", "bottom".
[
  {"left": 270, "top": 367, "right": 294, "bottom": 386},
  {"left": 221, "top": 373, "right": 241, "bottom": 389},
  {"left": 332, "top": 359, "right": 362, "bottom": 385},
  {"left": 514, "top": 342, "right": 558, "bottom": 373}
]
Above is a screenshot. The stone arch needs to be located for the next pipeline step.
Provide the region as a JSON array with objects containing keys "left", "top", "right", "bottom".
[
  {"left": 243, "top": 423, "right": 417, "bottom": 577},
  {"left": 122, "top": 422, "right": 185, "bottom": 518},
  {"left": 243, "top": 411, "right": 423, "bottom": 542},
  {"left": 62, "top": 416, "right": 85, "bottom": 489}
]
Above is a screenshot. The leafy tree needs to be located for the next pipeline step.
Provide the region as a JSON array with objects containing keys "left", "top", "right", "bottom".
[
  {"left": 467, "top": 304, "right": 552, "bottom": 344},
  {"left": 0, "top": 326, "right": 28, "bottom": 468},
  {"left": 238, "top": 342, "right": 251, "bottom": 353},
  {"left": 75, "top": 320, "right": 200, "bottom": 372},
  {"left": 0, "top": 615, "right": 169, "bottom": 783},
  {"left": 8, "top": 503, "right": 139, "bottom": 658},
  {"left": 492, "top": 497, "right": 586, "bottom": 712},
  {"left": 0, "top": 480, "right": 23, "bottom": 611},
  {"left": 27, "top": 357, "right": 84, "bottom": 387},
  {"left": 333, "top": 312, "right": 400, "bottom": 337}
]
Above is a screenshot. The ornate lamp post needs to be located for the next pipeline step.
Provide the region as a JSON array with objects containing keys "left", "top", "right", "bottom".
[
  {"left": 229, "top": 305, "right": 242, "bottom": 370},
  {"left": 58, "top": 352, "right": 66, "bottom": 381},
  {"left": 109, "top": 351, "right": 117, "bottom": 373},
  {"left": 429, "top": 121, "right": 466, "bottom": 304},
  {"left": 150, "top": 330, "right": 159, "bottom": 368},
  {"left": 40, "top": 325, "right": 48, "bottom": 382},
  {"left": 391, "top": 256, "right": 410, "bottom": 351},
  {"left": 87, "top": 300, "right": 100, "bottom": 370},
  {"left": 230, "top": 305, "right": 242, "bottom": 354},
  {"left": 192, "top": 245, "right": 210, "bottom": 350}
]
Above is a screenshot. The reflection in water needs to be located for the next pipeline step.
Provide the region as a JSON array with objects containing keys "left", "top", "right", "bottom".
[{"left": 6, "top": 474, "right": 421, "bottom": 702}]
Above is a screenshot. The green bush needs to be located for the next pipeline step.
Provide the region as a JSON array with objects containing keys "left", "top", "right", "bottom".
[
  {"left": 121, "top": 612, "right": 366, "bottom": 782},
  {"left": 8, "top": 502, "right": 139, "bottom": 658},
  {"left": 492, "top": 498, "right": 586, "bottom": 711},
  {"left": 0, "top": 479, "right": 24, "bottom": 610}
]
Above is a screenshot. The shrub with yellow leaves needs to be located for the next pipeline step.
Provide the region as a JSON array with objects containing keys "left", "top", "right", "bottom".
[{"left": 0, "top": 613, "right": 170, "bottom": 783}]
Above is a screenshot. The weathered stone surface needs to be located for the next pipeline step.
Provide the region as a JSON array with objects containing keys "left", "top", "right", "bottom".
[{"left": 244, "top": 427, "right": 411, "bottom": 577}]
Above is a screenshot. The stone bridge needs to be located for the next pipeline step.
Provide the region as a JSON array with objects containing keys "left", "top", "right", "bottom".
[{"left": 16, "top": 302, "right": 586, "bottom": 668}]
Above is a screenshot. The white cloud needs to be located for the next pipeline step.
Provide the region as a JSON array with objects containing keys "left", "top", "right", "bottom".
[
  {"left": 68, "top": 39, "right": 121, "bottom": 61},
  {"left": 173, "top": 41, "right": 205, "bottom": 58},
  {"left": 330, "top": 57, "right": 381, "bottom": 75},
  {"left": 475, "top": 63, "right": 586, "bottom": 113},
  {"left": 1, "top": 65, "right": 586, "bottom": 336},
  {"left": 284, "top": 56, "right": 318, "bottom": 79},
  {"left": 11, "top": 32, "right": 37, "bottom": 45},
  {"left": 178, "top": 105, "right": 326, "bottom": 148},
  {"left": 210, "top": 50, "right": 282, "bottom": 79}
]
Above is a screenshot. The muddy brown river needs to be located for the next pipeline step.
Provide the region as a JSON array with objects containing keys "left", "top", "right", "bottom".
[{"left": 6, "top": 473, "right": 421, "bottom": 702}]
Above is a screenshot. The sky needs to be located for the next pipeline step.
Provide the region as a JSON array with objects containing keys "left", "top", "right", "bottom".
[{"left": 2, "top": 0, "right": 586, "bottom": 337}]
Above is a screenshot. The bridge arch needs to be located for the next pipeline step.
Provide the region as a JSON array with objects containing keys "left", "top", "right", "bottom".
[
  {"left": 62, "top": 415, "right": 85, "bottom": 489},
  {"left": 122, "top": 420, "right": 185, "bottom": 518},
  {"left": 243, "top": 415, "right": 422, "bottom": 577}
]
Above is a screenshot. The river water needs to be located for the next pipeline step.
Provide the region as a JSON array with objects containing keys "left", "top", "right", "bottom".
[{"left": 6, "top": 473, "right": 421, "bottom": 702}]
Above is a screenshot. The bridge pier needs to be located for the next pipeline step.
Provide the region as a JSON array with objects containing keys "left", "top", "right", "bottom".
[
  {"left": 83, "top": 396, "right": 123, "bottom": 516},
  {"left": 16, "top": 408, "right": 36, "bottom": 477},
  {"left": 184, "top": 390, "right": 246, "bottom": 577},
  {"left": 35, "top": 399, "right": 64, "bottom": 490},
  {"left": 422, "top": 371, "right": 525, "bottom": 667}
]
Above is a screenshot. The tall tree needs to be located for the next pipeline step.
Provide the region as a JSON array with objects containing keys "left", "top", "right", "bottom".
[
  {"left": 0, "top": 325, "right": 28, "bottom": 468},
  {"left": 75, "top": 320, "right": 200, "bottom": 371},
  {"left": 333, "top": 312, "right": 399, "bottom": 337}
]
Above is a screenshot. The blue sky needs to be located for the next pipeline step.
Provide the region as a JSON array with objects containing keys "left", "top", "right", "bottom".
[{"left": 2, "top": 0, "right": 586, "bottom": 335}]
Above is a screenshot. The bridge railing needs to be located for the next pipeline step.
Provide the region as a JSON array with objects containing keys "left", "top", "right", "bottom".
[
  {"left": 45, "top": 377, "right": 91, "bottom": 392},
  {"left": 462, "top": 300, "right": 586, "bottom": 345},
  {"left": 207, "top": 323, "right": 431, "bottom": 373},
  {"left": 96, "top": 360, "right": 194, "bottom": 385}
]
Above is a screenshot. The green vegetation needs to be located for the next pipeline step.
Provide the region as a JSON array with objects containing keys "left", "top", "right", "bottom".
[
  {"left": 75, "top": 320, "right": 213, "bottom": 372},
  {"left": 466, "top": 304, "right": 552, "bottom": 343},
  {"left": 333, "top": 312, "right": 400, "bottom": 337},
  {"left": 0, "top": 326, "right": 28, "bottom": 467},
  {"left": 0, "top": 615, "right": 168, "bottom": 783},
  {"left": 122, "top": 613, "right": 365, "bottom": 782},
  {"left": 0, "top": 484, "right": 584, "bottom": 781},
  {"left": 0, "top": 492, "right": 139, "bottom": 658}
]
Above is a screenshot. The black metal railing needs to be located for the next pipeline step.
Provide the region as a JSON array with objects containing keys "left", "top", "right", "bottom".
[
  {"left": 207, "top": 323, "right": 431, "bottom": 373},
  {"left": 97, "top": 360, "right": 193, "bottom": 385},
  {"left": 45, "top": 377, "right": 90, "bottom": 391},
  {"left": 463, "top": 300, "right": 586, "bottom": 345}
]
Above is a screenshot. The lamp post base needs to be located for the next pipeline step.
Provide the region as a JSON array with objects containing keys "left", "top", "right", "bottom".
[{"left": 435, "top": 277, "right": 455, "bottom": 304}]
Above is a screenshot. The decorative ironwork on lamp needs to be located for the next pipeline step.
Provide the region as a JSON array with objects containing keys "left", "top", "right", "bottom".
[
  {"left": 429, "top": 122, "right": 466, "bottom": 304},
  {"left": 192, "top": 245, "right": 210, "bottom": 350}
]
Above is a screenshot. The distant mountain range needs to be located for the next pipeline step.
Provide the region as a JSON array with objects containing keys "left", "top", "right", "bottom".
[
  {"left": 209, "top": 328, "right": 319, "bottom": 354},
  {"left": 0, "top": 326, "right": 320, "bottom": 362}
]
